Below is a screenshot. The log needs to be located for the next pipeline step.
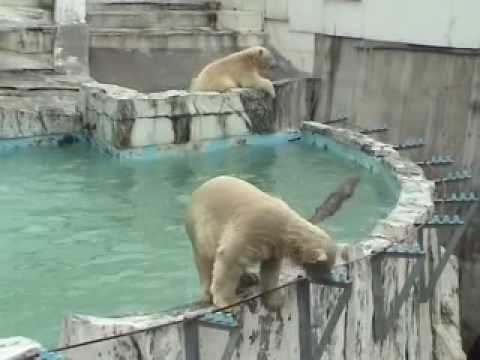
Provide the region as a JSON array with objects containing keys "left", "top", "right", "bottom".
[{"left": 308, "top": 176, "right": 360, "bottom": 224}]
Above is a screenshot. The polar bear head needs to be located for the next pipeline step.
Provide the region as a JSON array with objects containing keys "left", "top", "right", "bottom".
[
  {"left": 246, "top": 46, "right": 277, "bottom": 71},
  {"left": 286, "top": 219, "right": 337, "bottom": 271}
]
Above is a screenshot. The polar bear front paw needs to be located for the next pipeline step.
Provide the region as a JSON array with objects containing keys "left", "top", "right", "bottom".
[
  {"left": 212, "top": 291, "right": 240, "bottom": 309},
  {"left": 265, "top": 82, "right": 276, "bottom": 98}
]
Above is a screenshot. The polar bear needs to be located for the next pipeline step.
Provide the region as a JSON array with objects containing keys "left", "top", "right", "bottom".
[
  {"left": 190, "top": 46, "right": 276, "bottom": 98},
  {"left": 185, "top": 175, "right": 337, "bottom": 310}
]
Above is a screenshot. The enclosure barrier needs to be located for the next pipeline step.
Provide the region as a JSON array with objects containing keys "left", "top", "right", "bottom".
[
  {"left": 1, "top": 119, "right": 470, "bottom": 359},
  {"left": 30, "top": 196, "right": 477, "bottom": 359}
]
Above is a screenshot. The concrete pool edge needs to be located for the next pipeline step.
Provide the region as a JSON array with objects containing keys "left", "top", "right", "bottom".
[
  {"left": 48, "top": 123, "right": 444, "bottom": 359},
  {"left": 302, "top": 121, "right": 435, "bottom": 264},
  {"left": 0, "top": 114, "right": 439, "bottom": 360},
  {"left": 1, "top": 84, "right": 445, "bottom": 359},
  {"left": 80, "top": 77, "right": 319, "bottom": 156}
]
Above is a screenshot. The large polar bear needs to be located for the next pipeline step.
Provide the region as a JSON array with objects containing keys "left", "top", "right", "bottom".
[
  {"left": 190, "top": 46, "right": 276, "bottom": 98},
  {"left": 185, "top": 175, "right": 337, "bottom": 310}
]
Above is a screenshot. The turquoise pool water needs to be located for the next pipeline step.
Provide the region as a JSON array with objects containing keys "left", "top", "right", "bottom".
[{"left": 0, "top": 137, "right": 396, "bottom": 346}]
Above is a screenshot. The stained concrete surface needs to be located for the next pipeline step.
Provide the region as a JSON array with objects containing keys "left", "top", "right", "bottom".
[{"left": 311, "top": 33, "right": 480, "bottom": 355}]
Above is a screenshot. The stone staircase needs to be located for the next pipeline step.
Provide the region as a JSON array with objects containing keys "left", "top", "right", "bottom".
[
  {"left": 87, "top": 0, "right": 263, "bottom": 49},
  {"left": 86, "top": 0, "right": 265, "bottom": 92},
  {"left": 0, "top": 1, "right": 55, "bottom": 71},
  {"left": 0, "top": 2, "right": 86, "bottom": 143},
  {"left": 0, "top": 70, "right": 84, "bottom": 144}
]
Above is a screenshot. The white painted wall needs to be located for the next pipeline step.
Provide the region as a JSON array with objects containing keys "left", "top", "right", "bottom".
[
  {"left": 289, "top": 0, "right": 480, "bottom": 48},
  {"left": 264, "top": 0, "right": 315, "bottom": 74},
  {"left": 265, "top": 21, "right": 315, "bottom": 73},
  {"left": 265, "top": 0, "right": 288, "bottom": 21},
  {"left": 216, "top": 0, "right": 480, "bottom": 74},
  {"left": 54, "top": 0, "right": 86, "bottom": 24}
]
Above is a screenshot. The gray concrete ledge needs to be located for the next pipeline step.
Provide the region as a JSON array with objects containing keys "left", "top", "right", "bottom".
[
  {"left": 302, "top": 121, "right": 435, "bottom": 263},
  {"left": 81, "top": 77, "right": 319, "bottom": 156}
]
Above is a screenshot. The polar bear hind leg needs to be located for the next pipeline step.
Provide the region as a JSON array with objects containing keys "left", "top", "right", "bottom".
[
  {"left": 260, "top": 258, "right": 284, "bottom": 311},
  {"left": 211, "top": 258, "right": 244, "bottom": 307},
  {"left": 208, "top": 223, "right": 247, "bottom": 308},
  {"left": 192, "top": 251, "right": 214, "bottom": 302}
]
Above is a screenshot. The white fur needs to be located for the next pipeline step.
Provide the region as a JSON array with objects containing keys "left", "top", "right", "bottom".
[
  {"left": 185, "top": 176, "right": 336, "bottom": 310},
  {"left": 190, "top": 46, "right": 276, "bottom": 98}
]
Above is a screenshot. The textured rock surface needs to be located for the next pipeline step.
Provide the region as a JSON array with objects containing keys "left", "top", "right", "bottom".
[
  {"left": 54, "top": 24, "right": 90, "bottom": 75},
  {"left": 303, "top": 122, "right": 434, "bottom": 262},
  {"left": 0, "top": 72, "right": 84, "bottom": 140},
  {"left": 0, "top": 25, "right": 55, "bottom": 72},
  {"left": 0, "top": 25, "right": 55, "bottom": 51},
  {"left": 82, "top": 77, "right": 320, "bottom": 155},
  {"left": 54, "top": 0, "right": 86, "bottom": 24},
  {"left": 431, "top": 252, "right": 466, "bottom": 360},
  {"left": 89, "top": 27, "right": 264, "bottom": 50},
  {"left": 59, "top": 314, "right": 186, "bottom": 360},
  {"left": 309, "top": 35, "right": 480, "bottom": 355},
  {"left": 0, "top": 91, "right": 82, "bottom": 139},
  {"left": 0, "top": 3, "right": 88, "bottom": 73},
  {"left": 59, "top": 284, "right": 300, "bottom": 360},
  {"left": 0, "top": 336, "right": 42, "bottom": 360},
  {"left": 0, "top": 6, "right": 52, "bottom": 26},
  {"left": 458, "top": 214, "right": 480, "bottom": 352}
]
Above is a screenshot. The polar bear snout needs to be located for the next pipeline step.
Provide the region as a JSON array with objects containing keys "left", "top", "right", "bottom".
[{"left": 303, "top": 262, "right": 334, "bottom": 282}]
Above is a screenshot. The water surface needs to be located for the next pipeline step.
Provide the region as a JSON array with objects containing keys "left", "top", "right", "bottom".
[{"left": 0, "top": 139, "right": 396, "bottom": 345}]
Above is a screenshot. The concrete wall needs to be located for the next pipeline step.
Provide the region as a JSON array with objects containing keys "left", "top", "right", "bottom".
[
  {"left": 215, "top": 0, "right": 315, "bottom": 74},
  {"left": 289, "top": 0, "right": 480, "bottom": 48},
  {"left": 60, "top": 231, "right": 463, "bottom": 360},
  {"left": 263, "top": 0, "right": 315, "bottom": 74},
  {"left": 57, "top": 121, "right": 466, "bottom": 360},
  {"left": 311, "top": 35, "right": 480, "bottom": 177},
  {"left": 310, "top": 33, "right": 480, "bottom": 354},
  {"left": 80, "top": 77, "right": 317, "bottom": 156},
  {"left": 54, "top": 0, "right": 86, "bottom": 24}
]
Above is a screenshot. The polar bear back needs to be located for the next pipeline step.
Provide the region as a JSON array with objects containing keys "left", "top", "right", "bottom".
[
  {"left": 190, "top": 46, "right": 276, "bottom": 97},
  {"left": 185, "top": 175, "right": 291, "bottom": 260}
]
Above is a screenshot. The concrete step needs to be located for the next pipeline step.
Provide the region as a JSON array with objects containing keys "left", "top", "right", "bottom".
[
  {"left": 86, "top": 9, "right": 215, "bottom": 29},
  {"left": 0, "top": 90, "right": 82, "bottom": 140},
  {"left": 87, "top": 0, "right": 220, "bottom": 12},
  {"left": 87, "top": 8, "right": 263, "bottom": 32},
  {"left": 90, "top": 27, "right": 264, "bottom": 49},
  {"left": 219, "top": 0, "right": 264, "bottom": 11},
  {"left": 217, "top": 10, "right": 263, "bottom": 32},
  {"left": 0, "top": 25, "right": 56, "bottom": 54},
  {"left": 0, "top": 6, "right": 53, "bottom": 26},
  {"left": 0, "top": 50, "right": 53, "bottom": 71},
  {"left": 0, "top": 71, "right": 82, "bottom": 140},
  {"left": 0, "top": 0, "right": 54, "bottom": 9},
  {"left": 0, "top": 70, "right": 82, "bottom": 90}
]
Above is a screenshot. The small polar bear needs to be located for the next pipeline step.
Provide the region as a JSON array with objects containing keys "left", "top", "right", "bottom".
[
  {"left": 185, "top": 175, "right": 337, "bottom": 311},
  {"left": 190, "top": 46, "right": 277, "bottom": 98}
]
